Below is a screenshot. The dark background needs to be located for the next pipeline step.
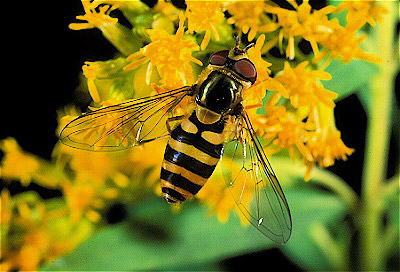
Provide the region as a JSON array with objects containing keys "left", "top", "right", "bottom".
[{"left": 1, "top": 1, "right": 398, "bottom": 271}]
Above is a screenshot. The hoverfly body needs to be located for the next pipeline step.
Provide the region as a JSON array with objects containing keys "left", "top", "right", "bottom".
[{"left": 60, "top": 40, "right": 292, "bottom": 244}]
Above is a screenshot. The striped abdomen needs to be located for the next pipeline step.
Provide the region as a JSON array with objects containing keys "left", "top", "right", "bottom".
[{"left": 161, "top": 112, "right": 225, "bottom": 203}]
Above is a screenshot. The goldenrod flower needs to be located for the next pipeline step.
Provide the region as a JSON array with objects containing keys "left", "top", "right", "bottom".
[
  {"left": 186, "top": 1, "right": 225, "bottom": 50},
  {"left": 153, "top": 0, "right": 180, "bottom": 22},
  {"left": 1, "top": 193, "right": 93, "bottom": 272},
  {"left": 315, "top": 25, "right": 381, "bottom": 68},
  {"left": 124, "top": 13, "right": 203, "bottom": 88},
  {"left": 51, "top": 137, "right": 162, "bottom": 222},
  {"left": 82, "top": 61, "right": 102, "bottom": 103},
  {"left": 69, "top": 1, "right": 138, "bottom": 55},
  {"left": 224, "top": 0, "right": 278, "bottom": 41},
  {"left": 63, "top": 179, "right": 110, "bottom": 222},
  {"left": 253, "top": 93, "right": 313, "bottom": 162},
  {"left": 69, "top": 1, "right": 119, "bottom": 30},
  {"left": 336, "top": 0, "right": 389, "bottom": 31},
  {"left": 264, "top": 0, "right": 338, "bottom": 59},
  {"left": 303, "top": 104, "right": 354, "bottom": 181},
  {"left": 0, "top": 190, "right": 12, "bottom": 226},
  {"left": 0, "top": 138, "right": 40, "bottom": 186},
  {"left": 275, "top": 61, "right": 337, "bottom": 109}
]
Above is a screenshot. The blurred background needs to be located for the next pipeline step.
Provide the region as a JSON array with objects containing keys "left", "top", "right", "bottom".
[{"left": 1, "top": 0, "right": 399, "bottom": 271}]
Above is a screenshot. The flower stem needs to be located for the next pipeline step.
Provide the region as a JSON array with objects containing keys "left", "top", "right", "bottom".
[
  {"left": 360, "top": 2, "right": 398, "bottom": 270},
  {"left": 271, "top": 157, "right": 358, "bottom": 211},
  {"left": 310, "top": 168, "right": 358, "bottom": 212},
  {"left": 310, "top": 223, "right": 348, "bottom": 270}
]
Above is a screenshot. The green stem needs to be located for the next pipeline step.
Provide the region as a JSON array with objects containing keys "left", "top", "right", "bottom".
[
  {"left": 360, "top": 2, "right": 398, "bottom": 271},
  {"left": 99, "top": 23, "right": 142, "bottom": 56},
  {"left": 310, "top": 223, "right": 348, "bottom": 270},
  {"left": 310, "top": 168, "right": 358, "bottom": 211},
  {"left": 272, "top": 157, "right": 358, "bottom": 210}
]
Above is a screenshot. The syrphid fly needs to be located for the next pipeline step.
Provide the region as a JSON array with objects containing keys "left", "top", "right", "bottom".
[{"left": 60, "top": 39, "right": 292, "bottom": 244}]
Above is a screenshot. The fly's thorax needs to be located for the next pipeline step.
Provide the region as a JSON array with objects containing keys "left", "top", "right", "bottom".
[{"left": 195, "top": 70, "right": 244, "bottom": 119}]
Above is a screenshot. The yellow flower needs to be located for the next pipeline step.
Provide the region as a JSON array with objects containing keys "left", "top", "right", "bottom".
[
  {"left": 250, "top": 92, "right": 285, "bottom": 138},
  {"left": 275, "top": 61, "right": 337, "bottom": 110},
  {"left": 264, "top": 0, "right": 338, "bottom": 59},
  {"left": 125, "top": 138, "right": 167, "bottom": 188},
  {"left": 0, "top": 190, "right": 12, "bottom": 226},
  {"left": 303, "top": 103, "right": 354, "bottom": 181},
  {"left": 63, "top": 180, "right": 103, "bottom": 223},
  {"left": 2, "top": 200, "right": 49, "bottom": 271},
  {"left": 224, "top": 0, "right": 278, "bottom": 41},
  {"left": 69, "top": 1, "right": 138, "bottom": 56},
  {"left": 153, "top": 0, "right": 180, "bottom": 22},
  {"left": 315, "top": 25, "right": 381, "bottom": 68},
  {"left": 259, "top": 96, "right": 313, "bottom": 162},
  {"left": 69, "top": 1, "right": 119, "bottom": 30},
  {"left": 186, "top": 1, "right": 225, "bottom": 50},
  {"left": 54, "top": 133, "right": 120, "bottom": 184},
  {"left": 124, "top": 13, "right": 203, "bottom": 88},
  {"left": 82, "top": 61, "right": 102, "bottom": 103},
  {"left": 1, "top": 194, "right": 94, "bottom": 271},
  {"left": 0, "top": 138, "right": 40, "bottom": 186},
  {"left": 2, "top": 3, "right": 384, "bottom": 266},
  {"left": 335, "top": 0, "right": 389, "bottom": 31}
]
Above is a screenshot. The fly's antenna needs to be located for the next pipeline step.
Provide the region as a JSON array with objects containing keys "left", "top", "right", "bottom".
[
  {"left": 233, "top": 35, "right": 254, "bottom": 55},
  {"left": 233, "top": 35, "right": 246, "bottom": 55},
  {"left": 235, "top": 35, "right": 240, "bottom": 48}
]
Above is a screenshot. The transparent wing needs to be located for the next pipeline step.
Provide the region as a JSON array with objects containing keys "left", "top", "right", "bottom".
[
  {"left": 222, "top": 111, "right": 292, "bottom": 243},
  {"left": 60, "top": 86, "right": 194, "bottom": 151}
]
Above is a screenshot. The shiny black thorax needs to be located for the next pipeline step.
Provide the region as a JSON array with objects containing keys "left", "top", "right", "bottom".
[{"left": 195, "top": 71, "right": 243, "bottom": 114}]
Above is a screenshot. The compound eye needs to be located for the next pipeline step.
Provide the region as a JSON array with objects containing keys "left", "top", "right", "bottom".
[
  {"left": 233, "top": 59, "right": 257, "bottom": 84},
  {"left": 209, "top": 50, "right": 229, "bottom": 66}
]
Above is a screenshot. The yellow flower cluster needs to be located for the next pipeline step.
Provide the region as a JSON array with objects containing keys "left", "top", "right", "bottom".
[
  {"left": 0, "top": 134, "right": 165, "bottom": 270},
  {"left": 186, "top": 1, "right": 225, "bottom": 50},
  {"left": 1, "top": 0, "right": 387, "bottom": 269},
  {"left": 124, "top": 13, "right": 203, "bottom": 88},
  {"left": 0, "top": 189, "right": 93, "bottom": 271}
]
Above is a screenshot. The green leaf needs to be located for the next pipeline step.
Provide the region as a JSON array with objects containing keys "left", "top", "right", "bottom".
[{"left": 323, "top": 59, "right": 379, "bottom": 101}]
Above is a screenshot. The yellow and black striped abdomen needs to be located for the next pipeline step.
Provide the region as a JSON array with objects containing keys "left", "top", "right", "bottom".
[{"left": 161, "top": 111, "right": 225, "bottom": 203}]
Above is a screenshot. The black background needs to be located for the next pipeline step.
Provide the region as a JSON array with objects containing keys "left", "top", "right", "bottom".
[{"left": 1, "top": 1, "right": 398, "bottom": 271}]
